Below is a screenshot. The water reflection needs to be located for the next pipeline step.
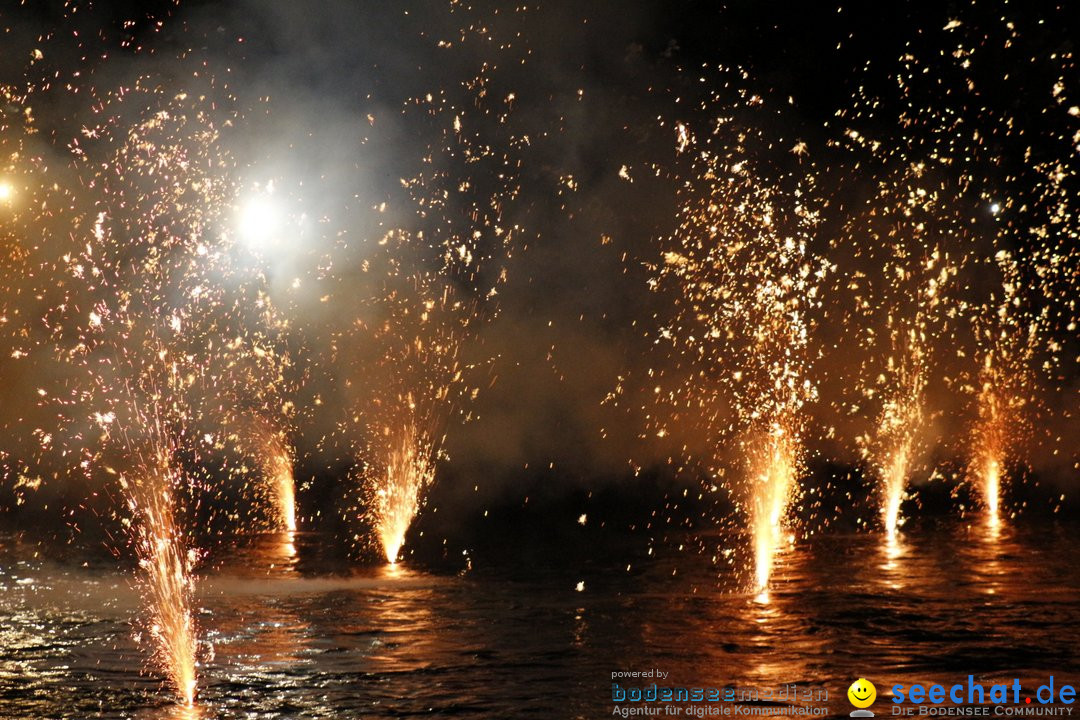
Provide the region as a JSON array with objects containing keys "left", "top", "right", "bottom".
[
  {"left": 972, "top": 511, "right": 1011, "bottom": 597},
  {"left": 880, "top": 529, "right": 910, "bottom": 591},
  {"left": 133, "top": 701, "right": 205, "bottom": 720},
  {"left": 2, "top": 522, "right": 1079, "bottom": 718},
  {"left": 742, "top": 591, "right": 813, "bottom": 686},
  {"left": 277, "top": 531, "right": 297, "bottom": 563}
]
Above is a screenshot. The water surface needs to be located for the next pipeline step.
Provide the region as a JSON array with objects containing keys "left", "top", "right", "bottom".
[{"left": 1, "top": 519, "right": 1078, "bottom": 718}]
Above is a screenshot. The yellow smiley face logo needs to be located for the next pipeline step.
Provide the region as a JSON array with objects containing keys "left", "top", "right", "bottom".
[{"left": 848, "top": 678, "right": 877, "bottom": 708}]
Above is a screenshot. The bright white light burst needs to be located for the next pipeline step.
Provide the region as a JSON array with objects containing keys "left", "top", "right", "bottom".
[{"left": 237, "top": 185, "right": 282, "bottom": 252}]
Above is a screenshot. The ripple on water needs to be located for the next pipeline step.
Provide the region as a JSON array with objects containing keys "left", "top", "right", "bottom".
[{"left": 1, "top": 521, "right": 1078, "bottom": 718}]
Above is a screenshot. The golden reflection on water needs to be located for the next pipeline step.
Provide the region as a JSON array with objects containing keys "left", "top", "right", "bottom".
[
  {"left": 264, "top": 528, "right": 293, "bottom": 569},
  {"left": 378, "top": 559, "right": 409, "bottom": 581},
  {"left": 365, "top": 569, "right": 444, "bottom": 674},
  {"left": 200, "top": 534, "right": 312, "bottom": 668},
  {"left": 974, "top": 509, "right": 1010, "bottom": 597},
  {"left": 653, "top": 521, "right": 1079, "bottom": 716},
  {"left": 137, "top": 700, "right": 204, "bottom": 720},
  {"left": 156, "top": 536, "right": 460, "bottom": 717},
  {"left": 985, "top": 505, "right": 1002, "bottom": 542},
  {"left": 572, "top": 605, "right": 589, "bottom": 649},
  {"left": 880, "top": 529, "right": 910, "bottom": 591},
  {"left": 0, "top": 619, "right": 45, "bottom": 698},
  {"left": 4, "top": 524, "right": 1080, "bottom": 718},
  {"left": 743, "top": 590, "right": 813, "bottom": 685}
]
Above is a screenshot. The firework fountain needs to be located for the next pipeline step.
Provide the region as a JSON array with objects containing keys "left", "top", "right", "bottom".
[
  {"left": 2, "top": 2, "right": 1080, "bottom": 715},
  {"left": 266, "top": 436, "right": 298, "bottom": 534},
  {"left": 229, "top": 420, "right": 297, "bottom": 534},
  {"left": 873, "top": 319, "right": 927, "bottom": 540},
  {"left": 649, "top": 100, "right": 821, "bottom": 594},
  {"left": 831, "top": 12, "right": 1078, "bottom": 538},
  {"left": 375, "top": 414, "right": 440, "bottom": 564},
  {"left": 351, "top": 283, "right": 467, "bottom": 564},
  {"left": 970, "top": 253, "right": 1040, "bottom": 524},
  {"left": 219, "top": 298, "right": 299, "bottom": 537},
  {"left": 122, "top": 444, "right": 199, "bottom": 706},
  {"left": 61, "top": 89, "right": 238, "bottom": 704},
  {"left": 747, "top": 426, "right": 800, "bottom": 593},
  {"left": 331, "top": 43, "right": 526, "bottom": 563},
  {"left": 867, "top": 252, "right": 946, "bottom": 540}
]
